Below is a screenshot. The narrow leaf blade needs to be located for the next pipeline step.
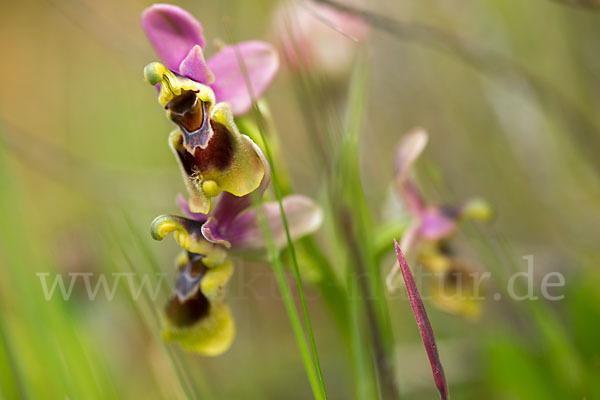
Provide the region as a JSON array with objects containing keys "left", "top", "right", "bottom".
[{"left": 394, "top": 238, "right": 448, "bottom": 400}]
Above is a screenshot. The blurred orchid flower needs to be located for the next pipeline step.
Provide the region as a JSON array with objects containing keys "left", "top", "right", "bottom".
[
  {"left": 387, "top": 129, "right": 492, "bottom": 318},
  {"left": 272, "top": 0, "right": 369, "bottom": 78},
  {"left": 392, "top": 129, "right": 492, "bottom": 254},
  {"left": 430, "top": 259, "right": 484, "bottom": 320},
  {"left": 144, "top": 62, "right": 266, "bottom": 214},
  {"left": 142, "top": 4, "right": 279, "bottom": 115}
]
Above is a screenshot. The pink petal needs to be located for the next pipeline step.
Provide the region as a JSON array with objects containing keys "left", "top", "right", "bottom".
[
  {"left": 394, "top": 128, "right": 428, "bottom": 184},
  {"left": 179, "top": 45, "right": 215, "bottom": 84},
  {"left": 393, "top": 239, "right": 448, "bottom": 400},
  {"left": 142, "top": 4, "right": 205, "bottom": 72},
  {"left": 200, "top": 191, "right": 258, "bottom": 249},
  {"left": 201, "top": 217, "right": 231, "bottom": 248},
  {"left": 419, "top": 208, "right": 457, "bottom": 240},
  {"left": 400, "top": 219, "right": 420, "bottom": 254},
  {"left": 394, "top": 129, "right": 428, "bottom": 217},
  {"left": 401, "top": 180, "right": 426, "bottom": 217},
  {"left": 207, "top": 41, "right": 279, "bottom": 115},
  {"left": 227, "top": 195, "right": 322, "bottom": 251}
]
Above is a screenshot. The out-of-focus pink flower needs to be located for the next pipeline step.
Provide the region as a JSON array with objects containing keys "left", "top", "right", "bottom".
[
  {"left": 387, "top": 128, "right": 493, "bottom": 315},
  {"left": 271, "top": 0, "right": 370, "bottom": 78},
  {"left": 142, "top": 4, "right": 279, "bottom": 114},
  {"left": 393, "top": 128, "right": 492, "bottom": 252}
]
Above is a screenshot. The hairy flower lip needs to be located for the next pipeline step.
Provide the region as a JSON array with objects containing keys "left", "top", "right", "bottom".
[{"left": 167, "top": 102, "right": 266, "bottom": 215}]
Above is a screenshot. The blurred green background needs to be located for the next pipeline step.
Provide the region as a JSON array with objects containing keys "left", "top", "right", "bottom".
[{"left": 1, "top": 0, "right": 600, "bottom": 399}]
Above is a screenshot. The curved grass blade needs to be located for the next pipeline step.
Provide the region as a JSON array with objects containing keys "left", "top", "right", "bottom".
[{"left": 393, "top": 239, "right": 448, "bottom": 400}]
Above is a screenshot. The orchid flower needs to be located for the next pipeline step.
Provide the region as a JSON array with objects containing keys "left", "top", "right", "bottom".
[
  {"left": 392, "top": 129, "right": 492, "bottom": 258},
  {"left": 144, "top": 62, "right": 266, "bottom": 214},
  {"left": 142, "top": 3, "right": 323, "bottom": 356},
  {"left": 150, "top": 147, "right": 322, "bottom": 355},
  {"left": 142, "top": 4, "right": 279, "bottom": 115},
  {"left": 150, "top": 195, "right": 323, "bottom": 355},
  {"left": 387, "top": 129, "right": 492, "bottom": 318}
]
